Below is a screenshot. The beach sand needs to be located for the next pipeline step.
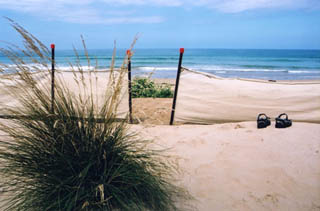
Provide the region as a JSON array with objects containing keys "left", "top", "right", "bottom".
[
  {"left": 134, "top": 122, "right": 320, "bottom": 211},
  {"left": 132, "top": 98, "right": 173, "bottom": 124},
  {"left": 1, "top": 77, "right": 320, "bottom": 210},
  {"left": 128, "top": 78, "right": 320, "bottom": 210},
  {"left": 131, "top": 79, "right": 320, "bottom": 210}
]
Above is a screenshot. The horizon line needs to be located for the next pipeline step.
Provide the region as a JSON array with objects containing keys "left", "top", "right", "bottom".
[{"left": 51, "top": 47, "right": 320, "bottom": 51}]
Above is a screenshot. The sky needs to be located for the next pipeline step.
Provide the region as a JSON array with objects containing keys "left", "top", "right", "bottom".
[{"left": 0, "top": 0, "right": 320, "bottom": 49}]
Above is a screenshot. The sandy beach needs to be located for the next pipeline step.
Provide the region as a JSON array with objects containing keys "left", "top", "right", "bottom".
[
  {"left": 1, "top": 76, "right": 320, "bottom": 210},
  {"left": 134, "top": 122, "right": 320, "bottom": 211},
  {"left": 132, "top": 83, "right": 320, "bottom": 210},
  {"left": 119, "top": 78, "right": 320, "bottom": 210}
]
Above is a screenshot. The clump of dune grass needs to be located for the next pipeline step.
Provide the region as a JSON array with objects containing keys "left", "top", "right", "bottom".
[
  {"left": 0, "top": 19, "right": 190, "bottom": 210},
  {"left": 132, "top": 77, "right": 173, "bottom": 98}
]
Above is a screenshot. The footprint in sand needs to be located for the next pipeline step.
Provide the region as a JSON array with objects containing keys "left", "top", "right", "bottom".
[
  {"left": 248, "top": 192, "right": 281, "bottom": 206},
  {"left": 190, "top": 139, "right": 207, "bottom": 148},
  {"left": 234, "top": 124, "right": 246, "bottom": 129},
  {"left": 194, "top": 162, "right": 215, "bottom": 175}
]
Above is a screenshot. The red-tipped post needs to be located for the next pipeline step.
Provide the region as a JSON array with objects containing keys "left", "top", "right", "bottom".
[
  {"left": 51, "top": 44, "right": 55, "bottom": 114},
  {"left": 170, "top": 48, "right": 185, "bottom": 125},
  {"left": 126, "top": 50, "right": 131, "bottom": 57},
  {"left": 127, "top": 50, "right": 133, "bottom": 123}
]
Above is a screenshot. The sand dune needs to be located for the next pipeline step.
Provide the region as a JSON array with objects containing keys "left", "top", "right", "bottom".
[
  {"left": 1, "top": 113, "right": 319, "bottom": 210},
  {"left": 134, "top": 122, "right": 320, "bottom": 211},
  {"left": 0, "top": 75, "right": 319, "bottom": 210}
]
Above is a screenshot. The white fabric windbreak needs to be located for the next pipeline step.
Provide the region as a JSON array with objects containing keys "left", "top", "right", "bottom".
[
  {"left": 175, "top": 68, "right": 320, "bottom": 124},
  {"left": 0, "top": 71, "right": 129, "bottom": 118}
]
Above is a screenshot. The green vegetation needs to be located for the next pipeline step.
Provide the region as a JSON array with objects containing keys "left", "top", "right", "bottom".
[
  {"left": 0, "top": 19, "right": 190, "bottom": 211},
  {"left": 131, "top": 77, "right": 173, "bottom": 98}
]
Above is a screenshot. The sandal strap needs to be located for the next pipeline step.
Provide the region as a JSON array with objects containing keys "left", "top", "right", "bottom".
[
  {"left": 277, "top": 113, "right": 288, "bottom": 120},
  {"left": 257, "top": 113, "right": 269, "bottom": 121}
]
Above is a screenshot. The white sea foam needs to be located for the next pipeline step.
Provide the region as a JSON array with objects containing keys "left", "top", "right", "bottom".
[
  {"left": 1, "top": 63, "right": 98, "bottom": 72},
  {"left": 192, "top": 65, "right": 289, "bottom": 72},
  {"left": 56, "top": 65, "right": 96, "bottom": 71},
  {"left": 0, "top": 63, "right": 47, "bottom": 73},
  {"left": 216, "top": 71, "right": 227, "bottom": 74},
  {"left": 2, "top": 63, "right": 318, "bottom": 80},
  {"left": 288, "top": 70, "right": 316, "bottom": 74},
  {"left": 135, "top": 66, "right": 177, "bottom": 71},
  {"left": 132, "top": 65, "right": 318, "bottom": 75}
]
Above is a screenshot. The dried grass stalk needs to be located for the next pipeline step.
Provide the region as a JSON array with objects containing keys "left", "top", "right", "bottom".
[{"left": 0, "top": 19, "right": 191, "bottom": 210}]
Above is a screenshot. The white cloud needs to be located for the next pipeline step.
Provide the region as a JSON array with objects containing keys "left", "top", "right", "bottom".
[
  {"left": 0, "top": 0, "right": 319, "bottom": 24},
  {"left": 101, "top": 0, "right": 182, "bottom": 7},
  {"left": 99, "top": 0, "right": 320, "bottom": 11},
  {"left": 0, "top": 0, "right": 165, "bottom": 24},
  {"left": 189, "top": 0, "right": 320, "bottom": 13}
]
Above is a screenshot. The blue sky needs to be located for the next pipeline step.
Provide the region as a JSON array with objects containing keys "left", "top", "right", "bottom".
[{"left": 0, "top": 0, "right": 320, "bottom": 49}]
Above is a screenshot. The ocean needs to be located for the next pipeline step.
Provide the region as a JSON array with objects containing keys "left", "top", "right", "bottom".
[{"left": 1, "top": 49, "right": 319, "bottom": 80}]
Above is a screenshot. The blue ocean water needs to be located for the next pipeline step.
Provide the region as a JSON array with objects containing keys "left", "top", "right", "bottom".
[{"left": 1, "top": 49, "right": 319, "bottom": 80}]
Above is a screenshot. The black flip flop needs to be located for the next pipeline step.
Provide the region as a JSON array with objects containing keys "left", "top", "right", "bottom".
[
  {"left": 275, "top": 113, "right": 292, "bottom": 128},
  {"left": 257, "top": 113, "right": 271, "bottom": 129}
]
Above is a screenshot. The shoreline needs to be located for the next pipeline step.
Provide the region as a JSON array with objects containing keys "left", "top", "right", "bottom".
[
  {"left": 1, "top": 69, "right": 319, "bottom": 83},
  {"left": 151, "top": 77, "right": 320, "bottom": 86}
]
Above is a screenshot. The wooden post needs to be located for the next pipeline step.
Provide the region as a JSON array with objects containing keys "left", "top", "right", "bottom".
[
  {"left": 127, "top": 50, "right": 133, "bottom": 123},
  {"left": 51, "top": 44, "right": 55, "bottom": 114},
  {"left": 170, "top": 48, "right": 184, "bottom": 125}
]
